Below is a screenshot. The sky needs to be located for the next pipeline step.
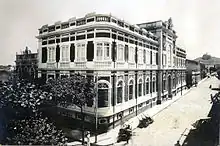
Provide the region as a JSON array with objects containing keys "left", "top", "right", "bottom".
[{"left": 0, "top": 0, "right": 220, "bottom": 65}]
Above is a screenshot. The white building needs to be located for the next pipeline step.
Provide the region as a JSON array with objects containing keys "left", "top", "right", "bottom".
[{"left": 36, "top": 13, "right": 186, "bottom": 131}]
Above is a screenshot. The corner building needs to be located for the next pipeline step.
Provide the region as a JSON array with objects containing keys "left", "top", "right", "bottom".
[{"left": 37, "top": 13, "right": 186, "bottom": 129}]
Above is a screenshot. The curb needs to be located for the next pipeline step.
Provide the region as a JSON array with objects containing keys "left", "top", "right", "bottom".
[{"left": 80, "top": 78, "right": 208, "bottom": 146}]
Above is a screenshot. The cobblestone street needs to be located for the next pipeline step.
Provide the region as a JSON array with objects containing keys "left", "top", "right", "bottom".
[{"left": 128, "top": 77, "right": 219, "bottom": 146}]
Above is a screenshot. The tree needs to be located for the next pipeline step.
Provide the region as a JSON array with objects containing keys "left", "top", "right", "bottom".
[
  {"left": 0, "top": 79, "right": 67, "bottom": 145},
  {"left": 47, "top": 73, "right": 95, "bottom": 144},
  {"left": 202, "top": 53, "right": 211, "bottom": 60},
  {"left": 5, "top": 115, "right": 67, "bottom": 145}
]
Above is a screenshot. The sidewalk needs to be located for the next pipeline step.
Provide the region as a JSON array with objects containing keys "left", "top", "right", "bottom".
[{"left": 69, "top": 78, "right": 207, "bottom": 146}]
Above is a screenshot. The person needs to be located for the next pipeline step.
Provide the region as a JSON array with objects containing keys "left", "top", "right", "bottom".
[
  {"left": 174, "top": 140, "right": 181, "bottom": 146},
  {"left": 209, "top": 85, "right": 212, "bottom": 89}
]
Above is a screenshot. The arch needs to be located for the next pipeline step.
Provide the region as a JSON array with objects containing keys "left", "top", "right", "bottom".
[
  {"left": 98, "top": 80, "right": 112, "bottom": 88},
  {"left": 97, "top": 80, "right": 111, "bottom": 108}
]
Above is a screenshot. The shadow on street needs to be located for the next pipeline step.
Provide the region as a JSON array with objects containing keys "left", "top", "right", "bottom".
[{"left": 182, "top": 93, "right": 220, "bottom": 146}]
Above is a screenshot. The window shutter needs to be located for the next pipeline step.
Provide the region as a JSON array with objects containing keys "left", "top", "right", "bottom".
[
  {"left": 70, "top": 44, "right": 75, "bottom": 62},
  {"left": 143, "top": 50, "right": 146, "bottom": 63},
  {"left": 156, "top": 52, "right": 158, "bottom": 65},
  {"left": 42, "top": 47, "right": 47, "bottom": 63},
  {"left": 150, "top": 51, "right": 152, "bottom": 64},
  {"left": 112, "top": 41, "right": 117, "bottom": 62},
  {"left": 87, "top": 41, "right": 94, "bottom": 61},
  {"left": 135, "top": 46, "right": 138, "bottom": 63},
  {"left": 56, "top": 44, "right": 60, "bottom": 62}
]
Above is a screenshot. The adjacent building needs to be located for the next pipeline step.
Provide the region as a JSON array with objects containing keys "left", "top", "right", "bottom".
[
  {"left": 36, "top": 13, "right": 186, "bottom": 129},
  {"left": 0, "top": 65, "right": 13, "bottom": 83},
  {"left": 186, "top": 59, "right": 206, "bottom": 87},
  {"left": 15, "top": 47, "right": 38, "bottom": 80}
]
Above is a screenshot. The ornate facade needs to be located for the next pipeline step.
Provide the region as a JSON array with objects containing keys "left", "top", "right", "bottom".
[
  {"left": 15, "top": 47, "right": 38, "bottom": 80},
  {"left": 37, "top": 13, "right": 186, "bottom": 128}
]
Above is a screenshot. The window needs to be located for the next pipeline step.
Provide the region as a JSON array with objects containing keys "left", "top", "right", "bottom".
[
  {"left": 42, "top": 41, "right": 47, "bottom": 45},
  {"left": 146, "top": 50, "right": 150, "bottom": 64},
  {"left": 76, "top": 35, "right": 86, "bottom": 40},
  {"left": 76, "top": 44, "right": 86, "bottom": 61},
  {"left": 128, "top": 80, "right": 134, "bottom": 100},
  {"left": 96, "top": 42, "right": 110, "bottom": 60},
  {"left": 117, "top": 44, "right": 124, "bottom": 61},
  {"left": 48, "top": 39, "right": 55, "bottom": 44},
  {"left": 146, "top": 78, "right": 149, "bottom": 94},
  {"left": 96, "top": 43, "right": 103, "bottom": 60},
  {"left": 173, "top": 78, "right": 176, "bottom": 88},
  {"left": 152, "top": 77, "right": 156, "bottom": 92},
  {"left": 61, "top": 37, "right": 69, "bottom": 42},
  {"left": 98, "top": 82, "right": 109, "bottom": 107},
  {"left": 138, "top": 78, "right": 143, "bottom": 97},
  {"left": 104, "top": 43, "right": 110, "bottom": 58},
  {"left": 42, "top": 47, "right": 47, "bottom": 63},
  {"left": 138, "top": 49, "right": 143, "bottom": 63},
  {"left": 163, "top": 78, "right": 166, "bottom": 91},
  {"left": 129, "top": 47, "right": 135, "bottom": 62},
  {"left": 143, "top": 50, "right": 146, "bottom": 63},
  {"left": 48, "top": 46, "right": 55, "bottom": 62},
  {"left": 117, "top": 81, "right": 123, "bottom": 104},
  {"left": 61, "top": 45, "right": 69, "bottom": 62},
  {"left": 87, "top": 18, "right": 94, "bottom": 23},
  {"left": 96, "top": 32, "right": 110, "bottom": 38}
]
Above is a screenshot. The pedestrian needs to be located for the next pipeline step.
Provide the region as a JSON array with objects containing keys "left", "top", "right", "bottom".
[
  {"left": 174, "top": 140, "right": 181, "bottom": 146},
  {"left": 209, "top": 85, "right": 212, "bottom": 89}
]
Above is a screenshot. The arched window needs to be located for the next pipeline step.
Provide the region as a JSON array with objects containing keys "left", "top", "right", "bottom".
[
  {"left": 98, "top": 82, "right": 109, "bottom": 107},
  {"left": 128, "top": 80, "right": 134, "bottom": 100},
  {"left": 146, "top": 78, "right": 149, "bottom": 94},
  {"left": 152, "top": 77, "right": 156, "bottom": 92},
  {"left": 117, "top": 81, "right": 123, "bottom": 104},
  {"left": 138, "top": 78, "right": 143, "bottom": 97}
]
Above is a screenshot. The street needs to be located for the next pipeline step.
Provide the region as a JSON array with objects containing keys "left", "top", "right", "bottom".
[{"left": 129, "top": 77, "right": 219, "bottom": 146}]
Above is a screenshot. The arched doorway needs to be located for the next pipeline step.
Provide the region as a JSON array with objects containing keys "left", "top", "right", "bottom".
[{"left": 168, "top": 75, "right": 172, "bottom": 98}]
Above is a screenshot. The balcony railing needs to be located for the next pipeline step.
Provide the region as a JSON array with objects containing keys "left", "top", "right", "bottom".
[
  {"left": 116, "top": 62, "right": 125, "bottom": 68},
  {"left": 94, "top": 61, "right": 112, "bottom": 69},
  {"left": 47, "top": 62, "right": 56, "bottom": 69},
  {"left": 75, "top": 62, "right": 86, "bottom": 68},
  {"left": 59, "top": 62, "right": 70, "bottom": 68}
]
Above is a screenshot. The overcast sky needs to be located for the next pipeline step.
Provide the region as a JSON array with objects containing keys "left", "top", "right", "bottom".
[{"left": 0, "top": 0, "right": 220, "bottom": 65}]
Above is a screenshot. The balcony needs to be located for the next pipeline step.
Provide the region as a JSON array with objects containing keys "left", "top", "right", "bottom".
[
  {"left": 59, "top": 62, "right": 70, "bottom": 68},
  {"left": 128, "top": 62, "right": 136, "bottom": 69},
  {"left": 137, "top": 63, "right": 144, "bottom": 69},
  {"left": 47, "top": 62, "right": 56, "bottom": 69},
  {"left": 94, "top": 61, "right": 112, "bottom": 69},
  {"left": 116, "top": 62, "right": 125, "bottom": 69},
  {"left": 74, "top": 61, "right": 86, "bottom": 69}
]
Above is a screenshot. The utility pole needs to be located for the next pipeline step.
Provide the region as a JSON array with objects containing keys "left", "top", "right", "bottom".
[{"left": 95, "top": 73, "right": 98, "bottom": 143}]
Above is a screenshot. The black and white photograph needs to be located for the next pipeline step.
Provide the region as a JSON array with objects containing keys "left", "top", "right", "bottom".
[{"left": 1, "top": 0, "right": 220, "bottom": 145}]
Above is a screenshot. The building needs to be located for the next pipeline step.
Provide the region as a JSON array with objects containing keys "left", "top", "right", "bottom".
[
  {"left": 15, "top": 47, "right": 38, "bottom": 80},
  {"left": 0, "top": 65, "right": 12, "bottom": 83},
  {"left": 186, "top": 59, "right": 202, "bottom": 87},
  {"left": 37, "top": 13, "right": 186, "bottom": 130},
  {"left": 137, "top": 18, "right": 187, "bottom": 100}
]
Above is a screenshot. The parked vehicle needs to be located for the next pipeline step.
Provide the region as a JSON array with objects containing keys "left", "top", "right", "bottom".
[
  {"left": 138, "top": 117, "right": 154, "bottom": 128},
  {"left": 117, "top": 125, "right": 132, "bottom": 143}
]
